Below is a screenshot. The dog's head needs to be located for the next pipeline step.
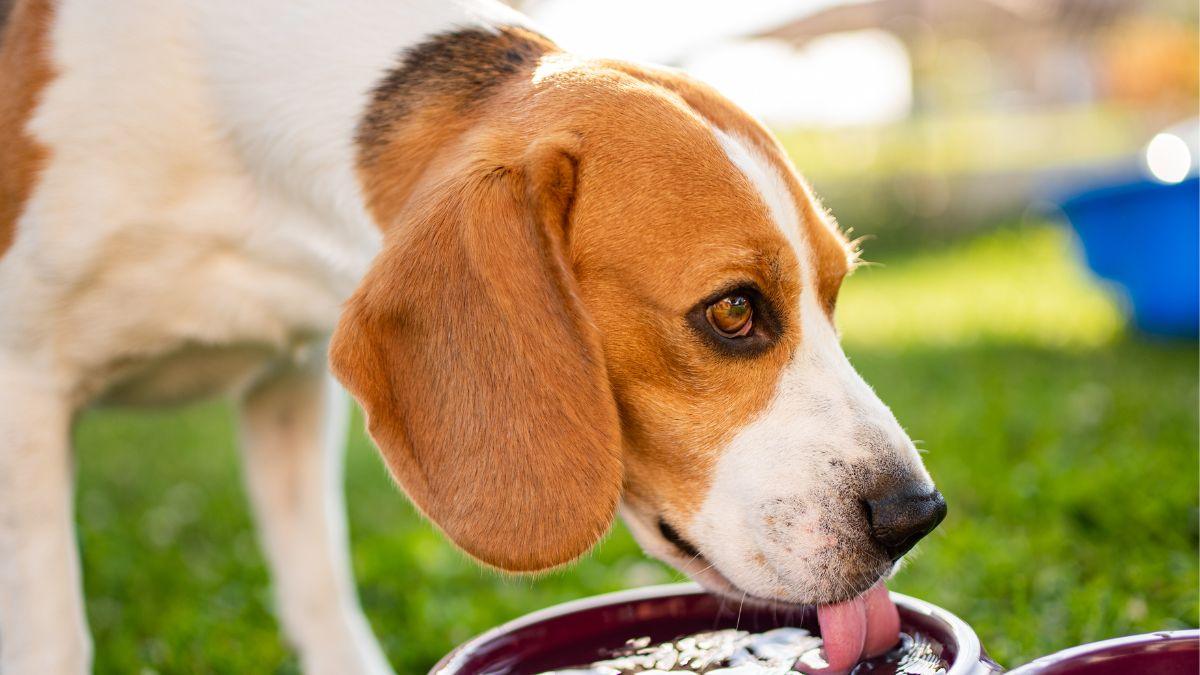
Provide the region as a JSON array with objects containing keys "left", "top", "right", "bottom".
[{"left": 331, "top": 48, "right": 944, "bottom": 608}]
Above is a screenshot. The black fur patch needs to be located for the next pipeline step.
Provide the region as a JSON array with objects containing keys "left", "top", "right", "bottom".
[
  {"left": 0, "top": 0, "right": 15, "bottom": 43},
  {"left": 357, "top": 26, "right": 556, "bottom": 162}
]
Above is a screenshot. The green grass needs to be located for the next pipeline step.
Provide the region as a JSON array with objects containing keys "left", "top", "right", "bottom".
[
  {"left": 836, "top": 226, "right": 1198, "bottom": 663},
  {"left": 73, "top": 225, "right": 1197, "bottom": 673}
]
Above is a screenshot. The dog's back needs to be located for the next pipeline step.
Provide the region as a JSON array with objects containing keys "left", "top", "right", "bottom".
[{"left": 0, "top": 0, "right": 464, "bottom": 405}]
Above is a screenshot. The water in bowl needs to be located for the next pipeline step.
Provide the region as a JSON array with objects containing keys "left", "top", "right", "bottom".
[{"left": 536, "top": 626, "right": 949, "bottom": 674}]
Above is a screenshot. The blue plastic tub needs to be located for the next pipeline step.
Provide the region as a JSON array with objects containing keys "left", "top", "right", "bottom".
[{"left": 1060, "top": 177, "right": 1199, "bottom": 337}]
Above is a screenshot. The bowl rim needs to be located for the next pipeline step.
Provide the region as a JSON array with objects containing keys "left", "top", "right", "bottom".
[
  {"left": 1005, "top": 629, "right": 1199, "bottom": 674},
  {"left": 431, "top": 582, "right": 994, "bottom": 675}
]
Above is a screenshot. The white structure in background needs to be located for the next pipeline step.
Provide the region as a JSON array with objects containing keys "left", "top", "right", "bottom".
[
  {"left": 529, "top": 0, "right": 914, "bottom": 128},
  {"left": 683, "top": 30, "right": 912, "bottom": 127},
  {"left": 1144, "top": 120, "right": 1199, "bottom": 185}
]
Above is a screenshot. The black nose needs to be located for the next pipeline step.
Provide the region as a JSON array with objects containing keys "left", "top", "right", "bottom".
[{"left": 865, "top": 486, "right": 947, "bottom": 562}]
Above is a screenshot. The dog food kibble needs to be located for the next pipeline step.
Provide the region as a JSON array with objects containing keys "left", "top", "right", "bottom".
[{"left": 537, "top": 627, "right": 948, "bottom": 675}]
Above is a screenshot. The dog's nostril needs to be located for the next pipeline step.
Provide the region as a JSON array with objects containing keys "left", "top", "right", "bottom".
[
  {"left": 859, "top": 498, "right": 874, "bottom": 524},
  {"left": 865, "top": 486, "right": 947, "bottom": 562}
]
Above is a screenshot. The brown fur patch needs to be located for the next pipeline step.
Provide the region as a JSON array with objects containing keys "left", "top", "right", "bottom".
[
  {"left": 599, "top": 61, "right": 852, "bottom": 315},
  {"left": 341, "top": 33, "right": 850, "bottom": 568},
  {"left": 332, "top": 133, "right": 622, "bottom": 573},
  {"left": 0, "top": 0, "right": 54, "bottom": 259},
  {"left": 793, "top": 183, "right": 851, "bottom": 315},
  {"left": 555, "top": 79, "right": 799, "bottom": 525}
]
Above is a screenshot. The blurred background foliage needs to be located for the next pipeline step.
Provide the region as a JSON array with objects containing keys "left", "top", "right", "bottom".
[{"left": 69, "top": 0, "right": 1197, "bottom": 672}]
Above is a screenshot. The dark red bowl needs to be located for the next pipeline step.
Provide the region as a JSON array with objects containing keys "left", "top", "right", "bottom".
[
  {"left": 431, "top": 583, "right": 1003, "bottom": 674},
  {"left": 1006, "top": 630, "right": 1199, "bottom": 675}
]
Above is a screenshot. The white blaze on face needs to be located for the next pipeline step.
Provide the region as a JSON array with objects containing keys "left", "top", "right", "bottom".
[{"left": 679, "top": 128, "right": 932, "bottom": 603}]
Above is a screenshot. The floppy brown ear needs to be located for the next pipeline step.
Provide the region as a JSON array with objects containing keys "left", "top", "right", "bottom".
[{"left": 330, "top": 137, "right": 622, "bottom": 572}]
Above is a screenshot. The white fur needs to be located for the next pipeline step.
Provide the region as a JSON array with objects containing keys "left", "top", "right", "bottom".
[
  {"left": 239, "top": 362, "right": 392, "bottom": 675},
  {"left": 0, "top": 352, "right": 91, "bottom": 673},
  {"left": 0, "top": 1, "right": 524, "bottom": 672},
  {"left": 669, "top": 130, "right": 930, "bottom": 603}
]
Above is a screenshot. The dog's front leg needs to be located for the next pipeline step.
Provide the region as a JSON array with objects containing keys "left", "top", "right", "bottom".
[
  {"left": 238, "top": 362, "right": 393, "bottom": 675},
  {"left": 0, "top": 357, "right": 91, "bottom": 674}
]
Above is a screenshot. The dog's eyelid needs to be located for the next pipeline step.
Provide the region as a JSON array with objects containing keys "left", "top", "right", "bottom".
[{"left": 697, "top": 279, "right": 764, "bottom": 307}]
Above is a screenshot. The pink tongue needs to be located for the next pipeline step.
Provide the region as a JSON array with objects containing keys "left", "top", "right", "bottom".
[
  {"left": 861, "top": 582, "right": 901, "bottom": 657},
  {"left": 815, "top": 583, "right": 900, "bottom": 672},
  {"left": 815, "top": 595, "right": 866, "bottom": 672}
]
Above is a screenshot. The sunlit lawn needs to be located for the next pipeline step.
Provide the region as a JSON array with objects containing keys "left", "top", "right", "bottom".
[{"left": 74, "top": 225, "right": 1198, "bottom": 673}]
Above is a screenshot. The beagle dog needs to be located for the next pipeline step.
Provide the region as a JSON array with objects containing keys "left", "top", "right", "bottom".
[{"left": 0, "top": 0, "right": 947, "bottom": 673}]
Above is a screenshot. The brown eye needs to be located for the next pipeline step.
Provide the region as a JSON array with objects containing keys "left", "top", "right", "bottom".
[{"left": 706, "top": 295, "right": 753, "bottom": 337}]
